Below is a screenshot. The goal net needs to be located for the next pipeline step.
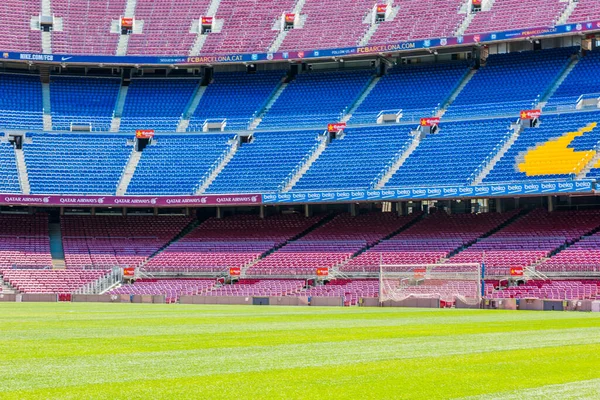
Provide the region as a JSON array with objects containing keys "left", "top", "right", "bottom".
[{"left": 379, "top": 263, "right": 482, "bottom": 306}]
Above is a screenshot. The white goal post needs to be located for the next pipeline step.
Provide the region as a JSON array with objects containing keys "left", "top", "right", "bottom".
[{"left": 379, "top": 263, "right": 483, "bottom": 306}]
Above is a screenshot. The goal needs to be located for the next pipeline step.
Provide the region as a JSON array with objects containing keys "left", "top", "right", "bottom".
[{"left": 379, "top": 263, "right": 482, "bottom": 306}]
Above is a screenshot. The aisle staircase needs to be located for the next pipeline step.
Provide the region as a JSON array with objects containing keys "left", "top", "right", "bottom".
[{"left": 49, "top": 223, "right": 66, "bottom": 270}]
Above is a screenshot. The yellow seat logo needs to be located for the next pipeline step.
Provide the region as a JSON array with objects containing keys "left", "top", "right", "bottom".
[{"left": 518, "top": 122, "right": 599, "bottom": 176}]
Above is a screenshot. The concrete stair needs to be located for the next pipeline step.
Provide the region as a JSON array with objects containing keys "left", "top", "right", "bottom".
[
  {"left": 248, "top": 81, "right": 288, "bottom": 130},
  {"left": 281, "top": 135, "right": 329, "bottom": 192},
  {"left": 14, "top": 148, "right": 31, "bottom": 194},
  {"left": 195, "top": 140, "right": 240, "bottom": 194},
  {"left": 470, "top": 123, "right": 523, "bottom": 186},
  {"left": 49, "top": 223, "right": 66, "bottom": 270},
  {"left": 556, "top": 0, "right": 578, "bottom": 25},
  {"left": 537, "top": 56, "right": 579, "bottom": 109},
  {"left": 341, "top": 76, "right": 380, "bottom": 123},
  {"left": 178, "top": 85, "right": 207, "bottom": 132},
  {"left": 42, "top": 81, "right": 52, "bottom": 130},
  {"left": 41, "top": 31, "right": 52, "bottom": 54},
  {"left": 116, "top": 149, "right": 142, "bottom": 195},
  {"left": 437, "top": 69, "right": 477, "bottom": 117},
  {"left": 374, "top": 133, "right": 421, "bottom": 189},
  {"left": 454, "top": 12, "right": 476, "bottom": 37},
  {"left": 576, "top": 150, "right": 600, "bottom": 180},
  {"left": 111, "top": 85, "right": 129, "bottom": 132}
]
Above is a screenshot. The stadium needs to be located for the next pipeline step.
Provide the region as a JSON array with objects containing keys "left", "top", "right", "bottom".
[{"left": 2, "top": 0, "right": 600, "bottom": 398}]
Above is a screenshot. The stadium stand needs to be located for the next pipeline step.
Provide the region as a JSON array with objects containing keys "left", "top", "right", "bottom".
[
  {"left": 568, "top": 0, "right": 600, "bottom": 23},
  {"left": 465, "top": 0, "right": 567, "bottom": 34},
  {"left": 483, "top": 111, "right": 600, "bottom": 183},
  {"left": 126, "top": 133, "right": 235, "bottom": 195},
  {"left": 204, "top": 279, "right": 305, "bottom": 296},
  {"left": 384, "top": 118, "right": 514, "bottom": 188},
  {"left": 342, "top": 211, "right": 518, "bottom": 273},
  {"left": 120, "top": 78, "right": 200, "bottom": 132},
  {"left": 50, "top": 0, "right": 126, "bottom": 55},
  {"left": 143, "top": 214, "right": 324, "bottom": 273},
  {"left": 23, "top": 133, "right": 131, "bottom": 194},
  {"left": 205, "top": 130, "right": 323, "bottom": 194},
  {"left": 546, "top": 51, "right": 600, "bottom": 109},
  {"left": 188, "top": 71, "right": 286, "bottom": 131},
  {"left": 61, "top": 215, "right": 193, "bottom": 269},
  {"left": 0, "top": 0, "right": 41, "bottom": 53},
  {"left": 0, "top": 214, "right": 51, "bottom": 269},
  {"left": 449, "top": 209, "right": 600, "bottom": 276},
  {"left": 537, "top": 231, "right": 600, "bottom": 274},
  {"left": 0, "top": 74, "right": 44, "bottom": 130},
  {"left": 126, "top": 0, "right": 211, "bottom": 56},
  {"left": 247, "top": 212, "right": 420, "bottom": 276},
  {"left": 199, "top": 0, "right": 297, "bottom": 55},
  {"left": 488, "top": 280, "right": 600, "bottom": 300},
  {"left": 443, "top": 48, "right": 577, "bottom": 119},
  {"left": 0, "top": 136, "right": 22, "bottom": 193},
  {"left": 109, "top": 279, "right": 217, "bottom": 303},
  {"left": 298, "top": 279, "right": 378, "bottom": 306},
  {"left": 291, "top": 125, "right": 414, "bottom": 191},
  {"left": 350, "top": 62, "right": 470, "bottom": 124},
  {"left": 258, "top": 70, "right": 373, "bottom": 129},
  {"left": 368, "top": 0, "right": 465, "bottom": 44},
  {"left": 278, "top": 0, "right": 372, "bottom": 52},
  {"left": 50, "top": 76, "right": 121, "bottom": 131},
  {"left": 1, "top": 269, "right": 108, "bottom": 294}
]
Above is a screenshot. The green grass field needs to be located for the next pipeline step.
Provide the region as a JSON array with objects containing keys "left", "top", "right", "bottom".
[{"left": 2, "top": 304, "right": 600, "bottom": 399}]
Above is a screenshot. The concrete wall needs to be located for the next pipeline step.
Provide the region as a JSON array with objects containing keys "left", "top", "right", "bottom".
[
  {"left": 310, "top": 296, "right": 344, "bottom": 307},
  {"left": 0, "top": 294, "right": 16, "bottom": 302},
  {"left": 21, "top": 293, "right": 57, "bottom": 302}
]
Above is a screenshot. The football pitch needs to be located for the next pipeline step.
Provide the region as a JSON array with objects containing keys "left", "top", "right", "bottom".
[{"left": 2, "top": 304, "right": 600, "bottom": 399}]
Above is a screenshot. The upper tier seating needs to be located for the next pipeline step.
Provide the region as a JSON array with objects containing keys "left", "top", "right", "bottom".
[
  {"left": 51, "top": 0, "right": 125, "bottom": 55},
  {"left": 384, "top": 118, "right": 514, "bottom": 188},
  {"left": 483, "top": 111, "right": 600, "bottom": 183},
  {"left": 291, "top": 125, "right": 414, "bottom": 191},
  {"left": 23, "top": 133, "right": 131, "bottom": 194},
  {"left": 350, "top": 62, "right": 470, "bottom": 124},
  {"left": 0, "top": 74, "right": 44, "bottom": 130},
  {"left": 465, "top": 0, "right": 567, "bottom": 34},
  {"left": 0, "top": 1, "right": 41, "bottom": 53},
  {"left": 258, "top": 70, "right": 373, "bottom": 129},
  {"left": 143, "top": 214, "right": 324, "bottom": 273},
  {"left": 278, "top": 0, "right": 372, "bottom": 52},
  {"left": 0, "top": 214, "right": 51, "bottom": 269},
  {"left": 1, "top": 269, "right": 108, "bottom": 294},
  {"left": 488, "top": 280, "right": 600, "bottom": 300},
  {"left": 449, "top": 209, "right": 600, "bottom": 275},
  {"left": 568, "top": 0, "right": 600, "bottom": 23},
  {"left": 546, "top": 51, "right": 600, "bottom": 109},
  {"left": 0, "top": 136, "right": 21, "bottom": 193},
  {"left": 199, "top": 0, "right": 296, "bottom": 55},
  {"left": 188, "top": 71, "right": 285, "bottom": 131},
  {"left": 342, "top": 211, "right": 516, "bottom": 273},
  {"left": 126, "top": 134, "right": 234, "bottom": 195},
  {"left": 61, "top": 215, "right": 192, "bottom": 269},
  {"left": 50, "top": 76, "right": 121, "bottom": 131},
  {"left": 120, "top": 78, "right": 200, "bottom": 132},
  {"left": 126, "top": 0, "right": 211, "bottom": 56},
  {"left": 369, "top": 0, "right": 465, "bottom": 44},
  {"left": 444, "top": 48, "right": 576, "bottom": 119},
  {"left": 109, "top": 278, "right": 217, "bottom": 303},
  {"left": 205, "top": 130, "right": 322, "bottom": 194},
  {"left": 247, "top": 212, "right": 419, "bottom": 276}
]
